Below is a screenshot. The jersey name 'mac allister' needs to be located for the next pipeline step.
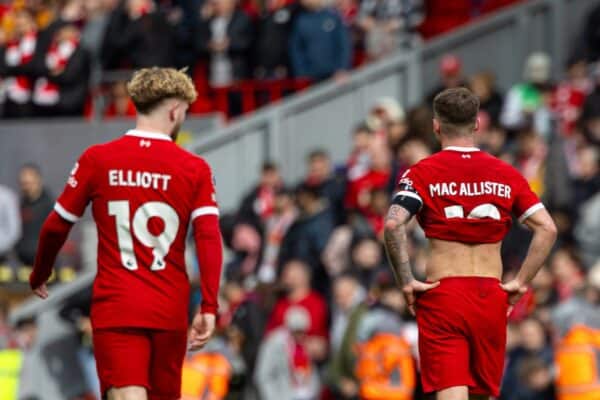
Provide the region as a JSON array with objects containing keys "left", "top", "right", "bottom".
[{"left": 428, "top": 181, "right": 511, "bottom": 199}]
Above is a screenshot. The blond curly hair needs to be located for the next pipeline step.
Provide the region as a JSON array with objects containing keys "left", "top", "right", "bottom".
[{"left": 126, "top": 67, "right": 198, "bottom": 114}]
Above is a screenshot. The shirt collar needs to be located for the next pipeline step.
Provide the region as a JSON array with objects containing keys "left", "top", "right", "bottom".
[
  {"left": 443, "top": 146, "right": 480, "bottom": 152},
  {"left": 125, "top": 129, "right": 173, "bottom": 141}
]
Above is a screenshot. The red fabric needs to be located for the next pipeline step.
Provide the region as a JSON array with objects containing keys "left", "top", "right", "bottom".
[
  {"left": 93, "top": 327, "right": 187, "bottom": 399},
  {"left": 51, "top": 131, "right": 220, "bottom": 330},
  {"left": 193, "top": 214, "right": 223, "bottom": 315},
  {"left": 344, "top": 169, "right": 390, "bottom": 212},
  {"left": 103, "top": 98, "right": 137, "bottom": 119},
  {"left": 398, "top": 148, "right": 542, "bottom": 244},
  {"left": 33, "top": 36, "right": 79, "bottom": 106},
  {"left": 30, "top": 211, "right": 74, "bottom": 289},
  {"left": 265, "top": 291, "right": 329, "bottom": 339},
  {"left": 416, "top": 277, "right": 508, "bottom": 396},
  {"left": 4, "top": 31, "right": 36, "bottom": 103},
  {"left": 551, "top": 83, "right": 587, "bottom": 135}
]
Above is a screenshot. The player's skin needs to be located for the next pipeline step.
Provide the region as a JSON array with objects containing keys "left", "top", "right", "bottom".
[
  {"left": 33, "top": 97, "right": 216, "bottom": 400},
  {"left": 384, "top": 118, "right": 557, "bottom": 400}
]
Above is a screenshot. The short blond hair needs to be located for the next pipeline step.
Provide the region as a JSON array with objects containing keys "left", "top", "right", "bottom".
[{"left": 126, "top": 67, "right": 197, "bottom": 114}]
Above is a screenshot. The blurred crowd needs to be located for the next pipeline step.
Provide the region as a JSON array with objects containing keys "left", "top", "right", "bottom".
[
  {"left": 2, "top": 1, "right": 600, "bottom": 400},
  {"left": 0, "top": 0, "right": 521, "bottom": 119},
  {"left": 2, "top": 46, "right": 600, "bottom": 400}
]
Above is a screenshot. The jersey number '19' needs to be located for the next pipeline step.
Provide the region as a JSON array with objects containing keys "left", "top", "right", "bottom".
[{"left": 108, "top": 200, "right": 180, "bottom": 271}]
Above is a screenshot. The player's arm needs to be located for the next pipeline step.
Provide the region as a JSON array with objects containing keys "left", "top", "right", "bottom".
[
  {"left": 501, "top": 207, "right": 557, "bottom": 306},
  {"left": 30, "top": 149, "right": 95, "bottom": 298},
  {"left": 516, "top": 208, "right": 557, "bottom": 285},
  {"left": 501, "top": 172, "right": 557, "bottom": 308},
  {"left": 384, "top": 175, "right": 439, "bottom": 315},
  {"left": 188, "top": 161, "right": 223, "bottom": 350},
  {"left": 30, "top": 212, "right": 75, "bottom": 298}
]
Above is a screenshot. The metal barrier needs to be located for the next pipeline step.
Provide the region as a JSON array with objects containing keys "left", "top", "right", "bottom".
[{"left": 189, "top": 0, "right": 600, "bottom": 212}]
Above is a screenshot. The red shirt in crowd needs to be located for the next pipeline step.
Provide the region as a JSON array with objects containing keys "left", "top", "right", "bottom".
[{"left": 265, "top": 291, "right": 329, "bottom": 339}]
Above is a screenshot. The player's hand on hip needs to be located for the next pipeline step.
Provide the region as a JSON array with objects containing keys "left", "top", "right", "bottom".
[
  {"left": 402, "top": 280, "right": 440, "bottom": 316},
  {"left": 33, "top": 283, "right": 49, "bottom": 299},
  {"left": 500, "top": 279, "right": 528, "bottom": 316},
  {"left": 188, "top": 313, "right": 216, "bottom": 351}
]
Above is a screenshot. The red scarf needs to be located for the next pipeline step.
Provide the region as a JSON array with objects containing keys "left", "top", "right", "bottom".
[
  {"left": 3, "top": 31, "right": 36, "bottom": 104},
  {"left": 33, "top": 36, "right": 79, "bottom": 106}
]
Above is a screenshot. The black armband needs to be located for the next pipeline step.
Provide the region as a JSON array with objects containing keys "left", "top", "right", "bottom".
[{"left": 391, "top": 188, "right": 423, "bottom": 217}]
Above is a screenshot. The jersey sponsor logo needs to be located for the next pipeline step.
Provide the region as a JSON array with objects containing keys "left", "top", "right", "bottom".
[
  {"left": 429, "top": 181, "right": 511, "bottom": 199},
  {"left": 139, "top": 139, "right": 151, "bottom": 148},
  {"left": 108, "top": 169, "right": 172, "bottom": 191}
]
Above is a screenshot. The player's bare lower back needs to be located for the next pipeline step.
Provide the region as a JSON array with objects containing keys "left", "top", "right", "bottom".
[{"left": 425, "top": 238, "right": 503, "bottom": 281}]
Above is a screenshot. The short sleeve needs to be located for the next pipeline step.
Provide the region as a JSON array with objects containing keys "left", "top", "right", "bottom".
[
  {"left": 512, "top": 172, "right": 544, "bottom": 223},
  {"left": 190, "top": 161, "right": 219, "bottom": 221},
  {"left": 392, "top": 167, "right": 425, "bottom": 211},
  {"left": 54, "top": 148, "right": 96, "bottom": 223}
]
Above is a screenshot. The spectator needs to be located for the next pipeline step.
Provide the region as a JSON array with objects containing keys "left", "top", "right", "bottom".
[
  {"left": 469, "top": 71, "right": 504, "bottom": 125},
  {"left": 580, "top": 63, "right": 600, "bottom": 147},
  {"left": 101, "top": 0, "right": 175, "bottom": 69},
  {"left": 325, "top": 273, "right": 367, "bottom": 399},
  {"left": 289, "top": 0, "right": 351, "bottom": 81},
  {"left": 549, "top": 247, "right": 585, "bottom": 300},
  {"left": 253, "top": 0, "right": 296, "bottom": 79},
  {"left": 0, "top": 8, "right": 38, "bottom": 118},
  {"left": 255, "top": 306, "right": 321, "bottom": 400},
  {"left": 265, "top": 260, "right": 329, "bottom": 361},
  {"left": 357, "top": 0, "right": 423, "bottom": 60},
  {"left": 195, "top": 0, "right": 254, "bottom": 88},
  {"left": 500, "top": 52, "right": 553, "bottom": 137},
  {"left": 515, "top": 357, "right": 556, "bottom": 400},
  {"left": 303, "top": 149, "right": 345, "bottom": 225},
  {"left": 32, "top": 24, "right": 90, "bottom": 116},
  {"left": 103, "top": 80, "right": 136, "bottom": 119},
  {"left": 551, "top": 56, "right": 590, "bottom": 136},
  {"left": 80, "top": 0, "right": 117, "bottom": 79},
  {"left": 574, "top": 192, "right": 600, "bottom": 268},
  {"left": 238, "top": 162, "right": 283, "bottom": 231},
  {"left": 350, "top": 236, "right": 386, "bottom": 289},
  {"left": 583, "top": 3, "right": 600, "bottom": 62},
  {"left": 278, "top": 184, "right": 335, "bottom": 293},
  {"left": 573, "top": 146, "right": 600, "bottom": 208},
  {"left": 425, "top": 54, "right": 466, "bottom": 105},
  {"left": 501, "top": 318, "right": 554, "bottom": 400},
  {"left": 258, "top": 188, "right": 298, "bottom": 283},
  {"left": 15, "top": 163, "right": 54, "bottom": 266},
  {"left": 0, "top": 184, "right": 21, "bottom": 263}
]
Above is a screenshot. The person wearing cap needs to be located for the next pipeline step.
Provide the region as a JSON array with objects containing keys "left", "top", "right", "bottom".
[
  {"left": 500, "top": 52, "right": 554, "bottom": 136},
  {"left": 425, "top": 54, "right": 467, "bottom": 105}
]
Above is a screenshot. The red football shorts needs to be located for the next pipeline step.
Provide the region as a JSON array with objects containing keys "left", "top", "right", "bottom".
[
  {"left": 93, "top": 327, "right": 188, "bottom": 400},
  {"left": 416, "top": 277, "right": 508, "bottom": 396}
]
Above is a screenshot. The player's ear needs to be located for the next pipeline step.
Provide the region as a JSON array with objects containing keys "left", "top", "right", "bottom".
[
  {"left": 433, "top": 118, "right": 441, "bottom": 135},
  {"left": 474, "top": 117, "right": 480, "bottom": 132}
]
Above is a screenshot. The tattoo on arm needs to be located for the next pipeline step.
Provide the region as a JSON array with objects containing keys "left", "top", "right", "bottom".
[{"left": 384, "top": 205, "right": 414, "bottom": 287}]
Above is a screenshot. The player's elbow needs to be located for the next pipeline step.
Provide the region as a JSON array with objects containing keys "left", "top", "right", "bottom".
[
  {"left": 543, "top": 219, "right": 558, "bottom": 241},
  {"left": 536, "top": 218, "right": 558, "bottom": 243},
  {"left": 384, "top": 217, "right": 402, "bottom": 233}
]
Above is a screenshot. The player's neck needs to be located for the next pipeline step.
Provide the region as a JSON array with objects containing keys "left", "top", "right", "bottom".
[
  {"left": 440, "top": 137, "right": 477, "bottom": 150},
  {"left": 135, "top": 118, "right": 173, "bottom": 139}
]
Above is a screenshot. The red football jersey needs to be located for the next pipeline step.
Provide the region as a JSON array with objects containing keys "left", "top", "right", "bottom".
[
  {"left": 54, "top": 130, "right": 219, "bottom": 330},
  {"left": 394, "top": 146, "right": 543, "bottom": 243}
]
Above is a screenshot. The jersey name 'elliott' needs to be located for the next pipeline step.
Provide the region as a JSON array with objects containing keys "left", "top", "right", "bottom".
[{"left": 108, "top": 169, "right": 172, "bottom": 191}]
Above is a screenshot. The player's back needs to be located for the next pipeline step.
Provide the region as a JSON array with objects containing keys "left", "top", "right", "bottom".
[
  {"left": 59, "top": 130, "right": 218, "bottom": 330},
  {"left": 398, "top": 146, "right": 542, "bottom": 279}
]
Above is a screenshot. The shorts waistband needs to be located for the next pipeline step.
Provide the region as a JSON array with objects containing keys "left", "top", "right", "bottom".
[{"left": 426, "top": 276, "right": 501, "bottom": 287}]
